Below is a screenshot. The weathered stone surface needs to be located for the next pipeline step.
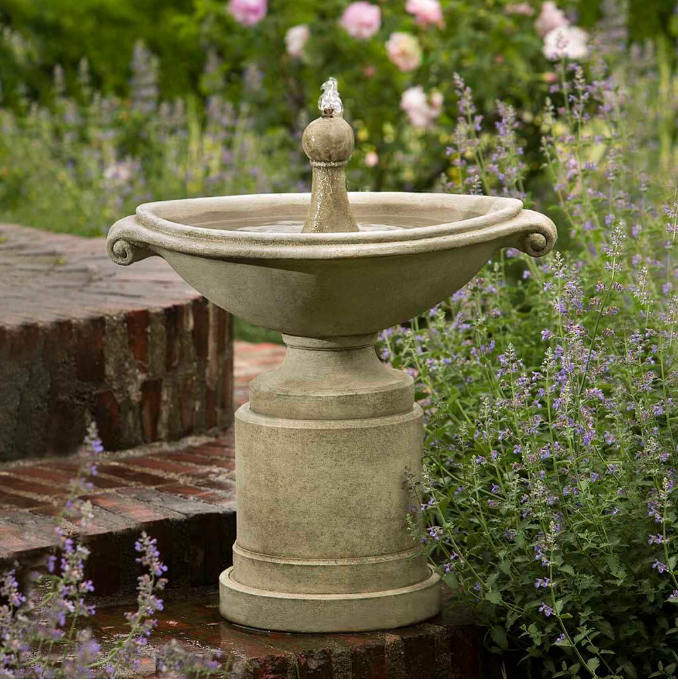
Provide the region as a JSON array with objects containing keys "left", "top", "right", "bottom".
[{"left": 0, "top": 224, "right": 234, "bottom": 461}]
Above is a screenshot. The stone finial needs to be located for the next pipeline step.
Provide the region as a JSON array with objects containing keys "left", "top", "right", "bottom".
[{"left": 302, "top": 78, "right": 359, "bottom": 233}]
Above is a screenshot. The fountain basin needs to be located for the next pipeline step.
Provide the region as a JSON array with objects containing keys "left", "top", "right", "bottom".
[{"left": 108, "top": 192, "right": 556, "bottom": 338}]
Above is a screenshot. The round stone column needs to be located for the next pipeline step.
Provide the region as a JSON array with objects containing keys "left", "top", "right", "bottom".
[{"left": 219, "top": 334, "right": 441, "bottom": 632}]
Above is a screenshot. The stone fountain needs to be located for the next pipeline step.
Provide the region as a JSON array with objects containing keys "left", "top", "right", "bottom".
[{"left": 107, "top": 78, "right": 556, "bottom": 633}]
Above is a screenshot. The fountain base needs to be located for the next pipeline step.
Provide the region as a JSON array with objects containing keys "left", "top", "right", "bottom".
[
  {"left": 219, "top": 565, "right": 441, "bottom": 633},
  {"left": 218, "top": 334, "right": 441, "bottom": 632}
]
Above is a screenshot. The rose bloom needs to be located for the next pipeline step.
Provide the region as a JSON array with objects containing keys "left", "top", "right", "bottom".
[
  {"left": 340, "top": 2, "right": 381, "bottom": 40},
  {"left": 505, "top": 2, "right": 534, "bottom": 16},
  {"left": 400, "top": 86, "right": 442, "bottom": 128},
  {"left": 386, "top": 32, "right": 422, "bottom": 72},
  {"left": 228, "top": 0, "right": 267, "bottom": 27},
  {"left": 364, "top": 151, "right": 379, "bottom": 167},
  {"left": 429, "top": 91, "right": 444, "bottom": 115},
  {"left": 285, "top": 24, "right": 309, "bottom": 57},
  {"left": 543, "top": 25, "right": 588, "bottom": 60},
  {"left": 535, "top": 1, "right": 568, "bottom": 37},
  {"left": 405, "top": 0, "right": 444, "bottom": 28}
]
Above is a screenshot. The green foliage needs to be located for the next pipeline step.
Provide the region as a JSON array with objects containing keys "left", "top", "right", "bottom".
[
  {"left": 0, "top": 84, "right": 301, "bottom": 236},
  {"left": 0, "top": 0, "right": 202, "bottom": 101}
]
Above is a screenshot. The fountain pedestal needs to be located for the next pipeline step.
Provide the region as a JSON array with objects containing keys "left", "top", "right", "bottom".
[{"left": 219, "top": 334, "right": 441, "bottom": 632}]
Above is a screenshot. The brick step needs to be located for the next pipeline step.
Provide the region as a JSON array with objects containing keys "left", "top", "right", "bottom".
[
  {"left": 0, "top": 429, "right": 238, "bottom": 595},
  {"left": 0, "top": 341, "right": 481, "bottom": 677},
  {"left": 0, "top": 341, "right": 287, "bottom": 594},
  {"left": 0, "top": 223, "right": 234, "bottom": 462},
  {"left": 93, "top": 588, "right": 480, "bottom": 679}
]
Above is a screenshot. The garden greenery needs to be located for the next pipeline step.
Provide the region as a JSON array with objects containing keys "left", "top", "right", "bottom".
[
  {"left": 0, "top": 44, "right": 300, "bottom": 237},
  {"left": 380, "top": 40, "right": 678, "bottom": 680}
]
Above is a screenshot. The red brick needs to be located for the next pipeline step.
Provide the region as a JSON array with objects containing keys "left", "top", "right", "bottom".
[
  {"left": 333, "top": 634, "right": 386, "bottom": 678},
  {"left": 127, "top": 457, "right": 201, "bottom": 476},
  {"left": 193, "top": 478, "right": 236, "bottom": 493},
  {"left": 205, "top": 386, "right": 217, "bottom": 429},
  {"left": 165, "top": 305, "right": 182, "bottom": 370},
  {"left": 89, "top": 494, "right": 168, "bottom": 523},
  {"left": 156, "top": 484, "right": 208, "bottom": 497},
  {"left": 221, "top": 352, "right": 234, "bottom": 413},
  {"left": 96, "top": 464, "right": 168, "bottom": 487},
  {"left": 194, "top": 490, "right": 233, "bottom": 504},
  {"left": 166, "top": 452, "right": 235, "bottom": 471},
  {"left": 13, "top": 466, "right": 73, "bottom": 485},
  {"left": 191, "top": 444, "right": 235, "bottom": 459},
  {"left": 75, "top": 318, "right": 106, "bottom": 383},
  {"left": 180, "top": 377, "right": 195, "bottom": 435},
  {"left": 0, "top": 475, "right": 67, "bottom": 498},
  {"left": 217, "top": 307, "right": 228, "bottom": 354},
  {"left": 192, "top": 299, "right": 210, "bottom": 360},
  {"left": 0, "top": 489, "right": 43, "bottom": 509},
  {"left": 93, "top": 389, "right": 122, "bottom": 448},
  {"left": 9, "top": 323, "right": 41, "bottom": 361},
  {"left": 41, "top": 319, "right": 72, "bottom": 364},
  {"left": 126, "top": 309, "right": 149, "bottom": 371},
  {"left": 88, "top": 475, "right": 128, "bottom": 490},
  {"left": 29, "top": 505, "right": 62, "bottom": 518},
  {"left": 398, "top": 626, "right": 437, "bottom": 678},
  {"left": 140, "top": 379, "right": 162, "bottom": 442},
  {"left": 0, "top": 523, "right": 41, "bottom": 552}
]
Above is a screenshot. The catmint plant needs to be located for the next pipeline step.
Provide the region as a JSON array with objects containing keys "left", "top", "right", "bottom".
[{"left": 385, "top": 48, "right": 678, "bottom": 679}]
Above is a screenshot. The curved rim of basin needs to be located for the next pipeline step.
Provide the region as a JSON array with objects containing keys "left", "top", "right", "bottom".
[{"left": 108, "top": 192, "right": 557, "bottom": 263}]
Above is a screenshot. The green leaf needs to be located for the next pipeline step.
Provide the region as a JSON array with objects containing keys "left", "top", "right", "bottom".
[
  {"left": 490, "top": 624, "right": 508, "bottom": 650},
  {"left": 498, "top": 559, "right": 512, "bottom": 575},
  {"left": 486, "top": 589, "right": 503, "bottom": 605},
  {"left": 442, "top": 572, "right": 459, "bottom": 589},
  {"left": 587, "top": 657, "right": 600, "bottom": 674},
  {"left": 596, "top": 619, "right": 615, "bottom": 640}
]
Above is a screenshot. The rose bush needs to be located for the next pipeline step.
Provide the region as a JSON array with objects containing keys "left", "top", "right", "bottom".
[{"left": 165, "top": 0, "right": 600, "bottom": 190}]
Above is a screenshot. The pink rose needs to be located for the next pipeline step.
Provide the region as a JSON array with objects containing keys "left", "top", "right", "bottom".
[
  {"left": 405, "top": 0, "right": 444, "bottom": 28},
  {"left": 364, "top": 151, "right": 379, "bottom": 167},
  {"left": 535, "top": 1, "right": 568, "bottom": 37},
  {"left": 340, "top": 2, "right": 381, "bottom": 40},
  {"left": 400, "top": 86, "right": 443, "bottom": 128},
  {"left": 543, "top": 25, "right": 588, "bottom": 60},
  {"left": 386, "top": 32, "right": 422, "bottom": 72},
  {"left": 228, "top": 0, "right": 267, "bottom": 27},
  {"left": 505, "top": 3, "right": 534, "bottom": 16},
  {"left": 285, "top": 24, "right": 310, "bottom": 58}
]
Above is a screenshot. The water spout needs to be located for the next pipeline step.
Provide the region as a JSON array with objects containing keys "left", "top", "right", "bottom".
[
  {"left": 318, "top": 77, "right": 343, "bottom": 118},
  {"left": 302, "top": 77, "right": 358, "bottom": 233}
]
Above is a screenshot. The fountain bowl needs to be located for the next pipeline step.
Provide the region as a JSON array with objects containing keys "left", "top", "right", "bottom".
[{"left": 108, "top": 192, "right": 556, "bottom": 338}]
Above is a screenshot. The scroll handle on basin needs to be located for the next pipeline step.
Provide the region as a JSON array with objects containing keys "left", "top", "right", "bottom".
[{"left": 505, "top": 209, "right": 557, "bottom": 258}]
